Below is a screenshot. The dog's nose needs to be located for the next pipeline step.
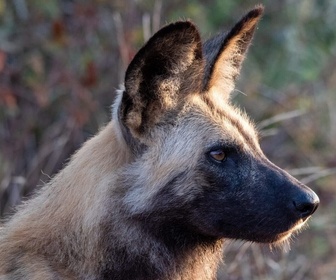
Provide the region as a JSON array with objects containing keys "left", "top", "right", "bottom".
[{"left": 293, "top": 190, "right": 319, "bottom": 219}]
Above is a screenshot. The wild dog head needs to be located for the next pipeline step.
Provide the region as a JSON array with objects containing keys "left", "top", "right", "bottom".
[{"left": 113, "top": 6, "right": 319, "bottom": 245}]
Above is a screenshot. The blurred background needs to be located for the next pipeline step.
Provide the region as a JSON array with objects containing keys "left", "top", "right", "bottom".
[{"left": 0, "top": 0, "right": 335, "bottom": 279}]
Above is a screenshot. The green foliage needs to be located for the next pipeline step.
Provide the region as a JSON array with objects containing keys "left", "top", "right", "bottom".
[{"left": 30, "top": 0, "right": 60, "bottom": 19}]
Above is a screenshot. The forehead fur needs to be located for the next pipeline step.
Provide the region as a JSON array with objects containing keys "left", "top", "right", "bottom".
[{"left": 178, "top": 93, "right": 261, "bottom": 155}]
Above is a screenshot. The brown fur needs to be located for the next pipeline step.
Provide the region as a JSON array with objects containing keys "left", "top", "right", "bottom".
[{"left": 0, "top": 5, "right": 319, "bottom": 280}]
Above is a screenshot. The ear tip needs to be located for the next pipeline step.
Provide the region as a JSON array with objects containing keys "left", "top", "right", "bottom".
[
  {"left": 163, "top": 20, "right": 200, "bottom": 37},
  {"left": 169, "top": 20, "right": 196, "bottom": 28},
  {"left": 248, "top": 4, "right": 265, "bottom": 18}
]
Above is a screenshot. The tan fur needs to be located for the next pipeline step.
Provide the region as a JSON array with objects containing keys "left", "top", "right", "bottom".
[{"left": 0, "top": 121, "right": 132, "bottom": 277}]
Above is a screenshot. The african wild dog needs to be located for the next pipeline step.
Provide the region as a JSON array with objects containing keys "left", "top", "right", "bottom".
[{"left": 0, "top": 5, "right": 319, "bottom": 280}]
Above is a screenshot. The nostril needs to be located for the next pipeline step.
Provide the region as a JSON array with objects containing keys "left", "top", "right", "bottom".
[{"left": 293, "top": 200, "right": 319, "bottom": 218}]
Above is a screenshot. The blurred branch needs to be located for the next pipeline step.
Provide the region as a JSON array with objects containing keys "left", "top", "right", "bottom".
[
  {"left": 152, "top": 0, "right": 162, "bottom": 33},
  {"left": 142, "top": 13, "right": 151, "bottom": 42},
  {"left": 113, "top": 12, "right": 128, "bottom": 83},
  {"left": 13, "top": 0, "right": 29, "bottom": 21},
  {"left": 301, "top": 167, "right": 336, "bottom": 185},
  {"left": 226, "top": 242, "right": 251, "bottom": 274},
  {"left": 289, "top": 167, "right": 325, "bottom": 176},
  {"left": 288, "top": 166, "right": 336, "bottom": 185},
  {"left": 258, "top": 109, "right": 306, "bottom": 129},
  {"left": 251, "top": 245, "right": 267, "bottom": 278}
]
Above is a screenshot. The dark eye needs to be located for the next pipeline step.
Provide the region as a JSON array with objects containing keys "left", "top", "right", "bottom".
[{"left": 209, "top": 149, "right": 226, "bottom": 162}]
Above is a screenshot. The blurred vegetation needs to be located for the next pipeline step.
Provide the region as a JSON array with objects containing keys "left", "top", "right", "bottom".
[{"left": 0, "top": 0, "right": 335, "bottom": 279}]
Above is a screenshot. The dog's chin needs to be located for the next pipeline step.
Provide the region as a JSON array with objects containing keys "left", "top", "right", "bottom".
[
  {"left": 243, "top": 218, "right": 309, "bottom": 248},
  {"left": 266, "top": 219, "right": 309, "bottom": 250}
]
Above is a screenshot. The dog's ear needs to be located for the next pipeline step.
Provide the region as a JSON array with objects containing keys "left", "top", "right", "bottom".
[
  {"left": 119, "top": 21, "right": 204, "bottom": 140},
  {"left": 203, "top": 5, "right": 263, "bottom": 99}
]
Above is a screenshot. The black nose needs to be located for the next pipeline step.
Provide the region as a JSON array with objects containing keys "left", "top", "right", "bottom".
[{"left": 293, "top": 191, "right": 319, "bottom": 219}]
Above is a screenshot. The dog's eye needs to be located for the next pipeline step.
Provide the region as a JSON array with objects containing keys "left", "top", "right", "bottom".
[{"left": 209, "top": 149, "right": 226, "bottom": 162}]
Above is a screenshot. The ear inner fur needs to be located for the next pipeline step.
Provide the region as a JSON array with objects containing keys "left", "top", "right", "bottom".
[
  {"left": 203, "top": 5, "right": 264, "bottom": 97},
  {"left": 120, "top": 21, "right": 204, "bottom": 140}
]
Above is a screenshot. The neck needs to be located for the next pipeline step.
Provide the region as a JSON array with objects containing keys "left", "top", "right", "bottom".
[{"left": 99, "top": 211, "right": 225, "bottom": 280}]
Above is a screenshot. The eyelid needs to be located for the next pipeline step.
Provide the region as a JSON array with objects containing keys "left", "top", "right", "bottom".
[
  {"left": 209, "top": 149, "right": 226, "bottom": 162},
  {"left": 206, "top": 144, "right": 235, "bottom": 154}
]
